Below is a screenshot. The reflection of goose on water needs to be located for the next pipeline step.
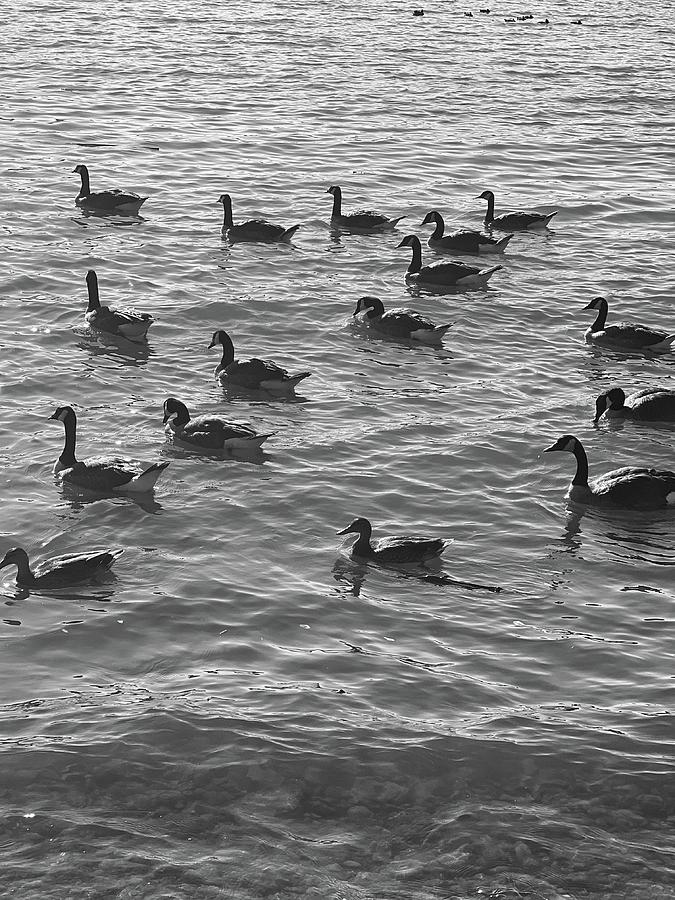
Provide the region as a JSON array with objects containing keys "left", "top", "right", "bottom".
[
  {"left": 594, "top": 387, "right": 675, "bottom": 423},
  {"left": 0, "top": 546, "right": 123, "bottom": 587}
]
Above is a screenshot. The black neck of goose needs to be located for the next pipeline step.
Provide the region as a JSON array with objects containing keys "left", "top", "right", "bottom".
[
  {"left": 330, "top": 189, "right": 342, "bottom": 218},
  {"left": 572, "top": 441, "right": 589, "bottom": 487},
  {"left": 78, "top": 167, "right": 91, "bottom": 196},
  {"left": 59, "top": 414, "right": 78, "bottom": 467},
  {"left": 218, "top": 333, "right": 235, "bottom": 367},
  {"left": 172, "top": 404, "right": 191, "bottom": 427},
  {"left": 86, "top": 272, "right": 100, "bottom": 311},
  {"left": 221, "top": 196, "right": 234, "bottom": 229},
  {"left": 590, "top": 300, "right": 608, "bottom": 333},
  {"left": 430, "top": 213, "right": 444, "bottom": 240},
  {"left": 483, "top": 193, "right": 494, "bottom": 224},
  {"left": 363, "top": 298, "right": 384, "bottom": 319},
  {"left": 14, "top": 553, "right": 35, "bottom": 584},
  {"left": 352, "top": 523, "right": 373, "bottom": 556},
  {"left": 406, "top": 238, "right": 423, "bottom": 274}
]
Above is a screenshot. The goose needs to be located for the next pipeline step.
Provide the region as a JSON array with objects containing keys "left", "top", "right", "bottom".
[
  {"left": 477, "top": 189, "right": 557, "bottom": 230},
  {"left": 337, "top": 517, "right": 448, "bottom": 564},
  {"left": 584, "top": 297, "right": 675, "bottom": 352},
  {"left": 49, "top": 406, "right": 169, "bottom": 493},
  {"left": 327, "top": 185, "right": 406, "bottom": 233},
  {"left": 396, "top": 235, "right": 501, "bottom": 286},
  {"left": 544, "top": 434, "right": 675, "bottom": 509},
  {"left": 421, "top": 210, "right": 513, "bottom": 253},
  {"left": 162, "top": 398, "right": 271, "bottom": 451},
  {"left": 352, "top": 296, "right": 452, "bottom": 343},
  {"left": 83, "top": 270, "right": 153, "bottom": 343},
  {"left": 73, "top": 164, "right": 147, "bottom": 215},
  {"left": 218, "top": 194, "right": 300, "bottom": 242},
  {"left": 0, "top": 546, "right": 123, "bottom": 588},
  {"left": 208, "top": 330, "right": 311, "bottom": 391},
  {"left": 593, "top": 387, "right": 675, "bottom": 423}
]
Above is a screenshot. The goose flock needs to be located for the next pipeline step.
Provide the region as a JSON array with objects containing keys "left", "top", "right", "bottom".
[{"left": 2, "top": 167, "right": 674, "bottom": 588}]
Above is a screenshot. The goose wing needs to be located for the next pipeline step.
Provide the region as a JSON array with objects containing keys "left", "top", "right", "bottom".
[
  {"left": 229, "top": 219, "right": 286, "bottom": 241},
  {"left": 372, "top": 535, "right": 446, "bottom": 563},
  {"left": 225, "top": 356, "right": 288, "bottom": 387},
  {"left": 87, "top": 304, "right": 153, "bottom": 340},
  {"left": 628, "top": 389, "right": 675, "bottom": 421},
  {"left": 179, "top": 416, "right": 259, "bottom": 448},
  {"left": 78, "top": 189, "right": 146, "bottom": 211},
  {"left": 597, "top": 323, "right": 668, "bottom": 348},
  {"left": 592, "top": 466, "right": 675, "bottom": 507},
  {"left": 418, "top": 261, "right": 480, "bottom": 284},
  {"left": 33, "top": 549, "right": 121, "bottom": 583}
]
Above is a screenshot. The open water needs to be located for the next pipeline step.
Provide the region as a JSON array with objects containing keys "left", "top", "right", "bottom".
[{"left": 1, "top": 1, "right": 674, "bottom": 897}]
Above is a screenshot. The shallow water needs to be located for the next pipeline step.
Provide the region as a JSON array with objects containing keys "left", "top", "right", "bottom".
[{"left": 1, "top": 1, "right": 674, "bottom": 897}]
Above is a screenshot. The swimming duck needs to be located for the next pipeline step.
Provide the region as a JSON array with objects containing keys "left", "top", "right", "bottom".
[
  {"left": 544, "top": 434, "right": 675, "bottom": 508},
  {"left": 162, "top": 398, "right": 271, "bottom": 451},
  {"left": 0, "top": 546, "right": 123, "bottom": 587},
  {"left": 84, "top": 270, "right": 153, "bottom": 343},
  {"left": 50, "top": 406, "right": 169, "bottom": 493},
  {"left": 326, "top": 185, "right": 406, "bottom": 233},
  {"left": 352, "top": 296, "right": 452, "bottom": 343},
  {"left": 584, "top": 297, "right": 675, "bottom": 352},
  {"left": 421, "top": 211, "right": 513, "bottom": 253},
  {"left": 593, "top": 387, "right": 675, "bottom": 423},
  {"left": 218, "top": 194, "right": 300, "bottom": 242},
  {"left": 208, "top": 330, "right": 312, "bottom": 391},
  {"left": 396, "top": 235, "right": 501, "bottom": 286},
  {"left": 337, "top": 517, "right": 448, "bottom": 564},
  {"left": 73, "top": 164, "right": 147, "bottom": 215},
  {"left": 477, "top": 190, "right": 557, "bottom": 230}
]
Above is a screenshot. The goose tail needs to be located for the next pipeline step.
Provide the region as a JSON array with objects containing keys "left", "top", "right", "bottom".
[
  {"left": 478, "top": 264, "right": 503, "bottom": 279},
  {"left": 433, "top": 323, "right": 454, "bottom": 338},
  {"left": 496, "top": 234, "right": 514, "bottom": 251},
  {"left": 389, "top": 215, "right": 407, "bottom": 229},
  {"left": 285, "top": 371, "right": 312, "bottom": 388},
  {"left": 648, "top": 334, "right": 675, "bottom": 353},
  {"left": 119, "top": 461, "right": 170, "bottom": 493},
  {"left": 281, "top": 224, "right": 301, "bottom": 241}
]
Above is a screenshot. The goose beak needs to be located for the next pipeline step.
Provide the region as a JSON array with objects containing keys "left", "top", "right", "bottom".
[
  {"left": 583, "top": 301, "right": 597, "bottom": 310},
  {"left": 48, "top": 411, "right": 59, "bottom": 420},
  {"left": 543, "top": 442, "right": 558, "bottom": 453},
  {"left": 162, "top": 413, "right": 170, "bottom": 424},
  {"left": 395, "top": 238, "right": 407, "bottom": 249},
  {"left": 207, "top": 339, "right": 217, "bottom": 349},
  {"left": 336, "top": 525, "right": 353, "bottom": 535}
]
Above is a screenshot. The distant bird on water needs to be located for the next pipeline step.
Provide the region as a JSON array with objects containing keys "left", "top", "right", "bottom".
[
  {"left": 337, "top": 517, "right": 448, "bottom": 565},
  {"left": 326, "top": 185, "right": 406, "bottom": 233},
  {"left": 352, "top": 296, "right": 452, "bottom": 344},
  {"left": 593, "top": 387, "right": 675, "bottom": 423},
  {"left": 583, "top": 297, "right": 675, "bottom": 353},
  {"left": 0, "top": 546, "right": 123, "bottom": 587},
  {"left": 477, "top": 189, "right": 557, "bottom": 230},
  {"left": 217, "top": 193, "right": 300, "bottom": 242},
  {"left": 396, "top": 234, "right": 501, "bottom": 286},
  {"left": 420, "top": 210, "right": 513, "bottom": 253},
  {"left": 73, "top": 164, "right": 147, "bottom": 215},
  {"left": 83, "top": 270, "right": 153, "bottom": 343}
]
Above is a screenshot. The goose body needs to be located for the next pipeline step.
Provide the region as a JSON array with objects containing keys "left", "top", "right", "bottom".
[
  {"left": 73, "top": 164, "right": 147, "bottom": 215},
  {"left": 338, "top": 517, "right": 448, "bottom": 565},
  {"left": 477, "top": 189, "right": 557, "bottom": 230},
  {"left": 50, "top": 406, "right": 169, "bottom": 493},
  {"left": 208, "top": 330, "right": 311, "bottom": 392},
  {"left": 594, "top": 387, "right": 675, "bottom": 423},
  {"left": 397, "top": 235, "right": 501, "bottom": 286},
  {"left": 163, "top": 398, "right": 271, "bottom": 451},
  {"left": 327, "top": 185, "right": 405, "bottom": 233},
  {"left": 83, "top": 270, "right": 153, "bottom": 343},
  {"left": 544, "top": 434, "right": 675, "bottom": 509},
  {"left": 0, "top": 546, "right": 123, "bottom": 587},
  {"left": 218, "top": 194, "right": 300, "bottom": 242},
  {"left": 584, "top": 297, "right": 675, "bottom": 352},
  {"left": 421, "top": 211, "right": 513, "bottom": 253},
  {"left": 352, "top": 296, "right": 452, "bottom": 344}
]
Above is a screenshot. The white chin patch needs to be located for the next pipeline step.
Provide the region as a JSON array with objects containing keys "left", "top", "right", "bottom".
[{"left": 562, "top": 437, "right": 576, "bottom": 452}]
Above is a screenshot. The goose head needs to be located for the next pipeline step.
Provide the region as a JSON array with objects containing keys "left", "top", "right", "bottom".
[
  {"left": 420, "top": 211, "right": 442, "bottom": 226},
  {"left": 353, "top": 296, "right": 384, "bottom": 317},
  {"left": 594, "top": 387, "right": 626, "bottom": 422},
  {"left": 395, "top": 234, "right": 420, "bottom": 251},
  {"left": 72, "top": 164, "right": 88, "bottom": 176},
  {"left": 337, "top": 517, "right": 372, "bottom": 537},
  {"left": 208, "top": 329, "right": 232, "bottom": 350},
  {"left": 0, "top": 548, "right": 28, "bottom": 571},
  {"left": 49, "top": 405, "right": 76, "bottom": 425},
  {"left": 326, "top": 185, "right": 341, "bottom": 197},
  {"left": 543, "top": 435, "right": 579, "bottom": 455},
  {"left": 162, "top": 398, "right": 190, "bottom": 426},
  {"left": 584, "top": 297, "right": 607, "bottom": 312},
  {"left": 476, "top": 190, "right": 494, "bottom": 201}
]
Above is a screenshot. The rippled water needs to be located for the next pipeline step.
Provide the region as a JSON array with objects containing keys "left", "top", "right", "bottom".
[{"left": 1, "top": 1, "right": 674, "bottom": 897}]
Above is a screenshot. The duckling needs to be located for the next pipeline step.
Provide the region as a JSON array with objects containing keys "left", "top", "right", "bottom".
[
  {"left": 477, "top": 189, "right": 557, "bottom": 230},
  {"left": 353, "top": 296, "right": 452, "bottom": 344},
  {"left": 162, "top": 398, "right": 271, "bottom": 452},
  {"left": 49, "top": 406, "right": 169, "bottom": 493},
  {"left": 584, "top": 297, "right": 675, "bottom": 353},
  {"left": 73, "top": 164, "right": 147, "bottom": 215},
  {"left": 0, "top": 546, "right": 123, "bottom": 588},
  {"left": 544, "top": 434, "right": 675, "bottom": 509},
  {"left": 208, "top": 330, "right": 312, "bottom": 391},
  {"left": 326, "top": 185, "right": 406, "bottom": 233},
  {"left": 593, "top": 387, "right": 675, "bottom": 423},
  {"left": 396, "top": 235, "right": 501, "bottom": 286},
  {"left": 421, "top": 211, "right": 513, "bottom": 253},
  {"left": 337, "top": 517, "right": 448, "bottom": 564},
  {"left": 217, "top": 193, "right": 300, "bottom": 242},
  {"left": 83, "top": 270, "right": 153, "bottom": 343}
]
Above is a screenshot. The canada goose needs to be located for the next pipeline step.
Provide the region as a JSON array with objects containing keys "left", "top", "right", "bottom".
[
  {"left": 352, "top": 296, "right": 452, "bottom": 343},
  {"left": 217, "top": 194, "right": 300, "bottom": 242},
  {"left": 327, "top": 185, "right": 406, "bottom": 232},
  {"left": 49, "top": 406, "right": 169, "bottom": 492},
  {"left": 84, "top": 270, "right": 153, "bottom": 343},
  {"left": 0, "top": 546, "right": 123, "bottom": 587},
  {"left": 593, "top": 387, "right": 675, "bottom": 423},
  {"left": 544, "top": 434, "right": 675, "bottom": 508},
  {"left": 477, "top": 189, "right": 557, "bottom": 230},
  {"left": 73, "top": 164, "right": 147, "bottom": 214},
  {"left": 208, "top": 330, "right": 311, "bottom": 391},
  {"left": 396, "top": 235, "right": 501, "bottom": 286},
  {"left": 584, "top": 297, "right": 675, "bottom": 352},
  {"left": 337, "top": 517, "right": 448, "bottom": 564},
  {"left": 162, "top": 398, "right": 272, "bottom": 451},
  {"left": 421, "top": 210, "right": 513, "bottom": 253}
]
